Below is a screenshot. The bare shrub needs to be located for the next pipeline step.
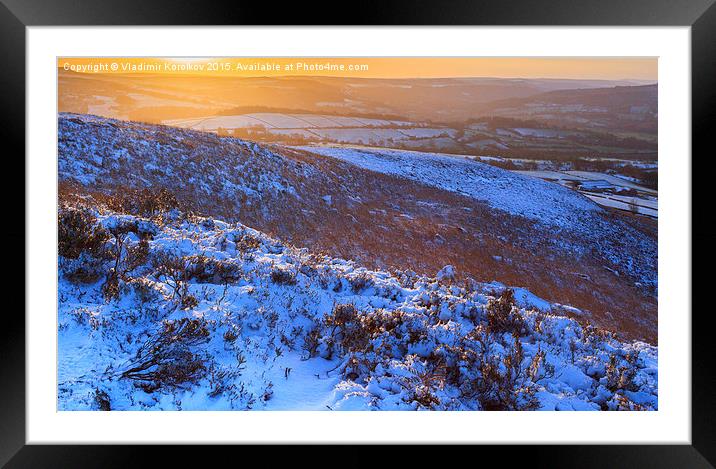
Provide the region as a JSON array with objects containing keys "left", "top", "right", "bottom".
[
  {"left": 94, "top": 388, "right": 111, "bottom": 411},
  {"left": 109, "top": 187, "right": 180, "bottom": 219},
  {"left": 605, "top": 353, "right": 638, "bottom": 393},
  {"left": 456, "top": 329, "right": 539, "bottom": 410},
  {"left": 101, "top": 224, "right": 150, "bottom": 301},
  {"left": 127, "top": 277, "right": 161, "bottom": 304},
  {"left": 486, "top": 289, "right": 526, "bottom": 335},
  {"left": 401, "top": 358, "right": 447, "bottom": 410},
  {"left": 223, "top": 328, "right": 238, "bottom": 344},
  {"left": 302, "top": 326, "right": 321, "bottom": 358},
  {"left": 121, "top": 318, "right": 210, "bottom": 392},
  {"left": 58, "top": 206, "right": 110, "bottom": 260},
  {"left": 62, "top": 253, "right": 107, "bottom": 284},
  {"left": 235, "top": 233, "right": 262, "bottom": 252},
  {"left": 101, "top": 269, "right": 121, "bottom": 301},
  {"left": 152, "top": 253, "right": 198, "bottom": 310},
  {"left": 207, "top": 366, "right": 241, "bottom": 399},
  {"left": 185, "top": 254, "right": 241, "bottom": 285},
  {"left": 608, "top": 394, "right": 646, "bottom": 411},
  {"left": 349, "top": 273, "right": 374, "bottom": 294},
  {"left": 270, "top": 267, "right": 297, "bottom": 286},
  {"left": 324, "top": 304, "right": 371, "bottom": 353}
]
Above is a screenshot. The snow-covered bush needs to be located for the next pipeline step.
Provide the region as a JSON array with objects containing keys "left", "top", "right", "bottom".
[
  {"left": 270, "top": 267, "right": 297, "bottom": 286},
  {"left": 184, "top": 254, "right": 242, "bottom": 285}
]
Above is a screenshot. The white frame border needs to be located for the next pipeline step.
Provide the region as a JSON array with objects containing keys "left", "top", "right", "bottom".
[{"left": 27, "top": 26, "right": 690, "bottom": 444}]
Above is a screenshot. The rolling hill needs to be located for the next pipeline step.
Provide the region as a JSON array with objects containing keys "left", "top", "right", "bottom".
[{"left": 58, "top": 113, "right": 657, "bottom": 343}]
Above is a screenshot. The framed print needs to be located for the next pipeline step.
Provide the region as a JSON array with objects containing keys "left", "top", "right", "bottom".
[{"left": 3, "top": 0, "right": 714, "bottom": 465}]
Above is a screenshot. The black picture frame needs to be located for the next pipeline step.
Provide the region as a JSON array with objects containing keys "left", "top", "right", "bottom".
[{"left": 2, "top": 0, "right": 713, "bottom": 466}]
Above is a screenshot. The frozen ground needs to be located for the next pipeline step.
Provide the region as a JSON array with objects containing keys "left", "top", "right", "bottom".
[{"left": 58, "top": 208, "right": 657, "bottom": 411}]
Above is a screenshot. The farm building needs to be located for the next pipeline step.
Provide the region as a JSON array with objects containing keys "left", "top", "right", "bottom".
[{"left": 577, "top": 179, "right": 613, "bottom": 191}]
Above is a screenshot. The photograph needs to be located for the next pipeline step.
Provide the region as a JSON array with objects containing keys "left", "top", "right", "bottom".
[{"left": 55, "top": 56, "right": 659, "bottom": 411}]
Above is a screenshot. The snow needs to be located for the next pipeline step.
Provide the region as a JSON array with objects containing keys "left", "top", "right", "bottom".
[
  {"left": 294, "top": 145, "right": 600, "bottom": 230},
  {"left": 583, "top": 194, "right": 657, "bottom": 218},
  {"left": 57, "top": 113, "right": 657, "bottom": 296},
  {"left": 56, "top": 114, "right": 658, "bottom": 411},
  {"left": 514, "top": 169, "right": 658, "bottom": 218},
  {"left": 436, "top": 265, "right": 456, "bottom": 281},
  {"left": 58, "top": 209, "right": 658, "bottom": 411},
  {"left": 565, "top": 171, "right": 657, "bottom": 195}
]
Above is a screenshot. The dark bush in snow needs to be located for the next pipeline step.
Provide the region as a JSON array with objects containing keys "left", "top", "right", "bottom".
[
  {"left": 234, "top": 232, "right": 262, "bottom": 252},
  {"left": 151, "top": 252, "right": 198, "bottom": 310},
  {"left": 486, "top": 289, "right": 527, "bottom": 336},
  {"left": 101, "top": 224, "right": 150, "bottom": 301},
  {"left": 58, "top": 206, "right": 110, "bottom": 260},
  {"left": 324, "top": 303, "right": 371, "bottom": 354},
  {"left": 109, "top": 187, "right": 181, "bottom": 220},
  {"left": 94, "top": 388, "right": 111, "bottom": 411},
  {"left": 605, "top": 353, "right": 639, "bottom": 393},
  {"left": 121, "top": 318, "right": 211, "bottom": 392},
  {"left": 270, "top": 267, "right": 297, "bottom": 286},
  {"left": 185, "top": 254, "right": 242, "bottom": 285},
  {"left": 62, "top": 253, "right": 107, "bottom": 284},
  {"left": 349, "top": 273, "right": 375, "bottom": 293},
  {"left": 452, "top": 329, "right": 540, "bottom": 410}
]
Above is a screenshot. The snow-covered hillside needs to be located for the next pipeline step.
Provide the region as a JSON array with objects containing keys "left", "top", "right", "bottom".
[
  {"left": 58, "top": 205, "right": 657, "bottom": 411},
  {"left": 58, "top": 113, "right": 658, "bottom": 343},
  {"left": 294, "top": 145, "right": 600, "bottom": 229}
]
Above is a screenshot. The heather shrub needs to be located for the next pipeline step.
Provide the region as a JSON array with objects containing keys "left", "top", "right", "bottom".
[
  {"left": 223, "top": 328, "right": 238, "bottom": 344},
  {"left": 349, "top": 273, "right": 374, "bottom": 293},
  {"left": 270, "top": 267, "right": 297, "bottom": 286},
  {"left": 605, "top": 353, "right": 639, "bottom": 392},
  {"left": 151, "top": 252, "right": 198, "bottom": 310},
  {"left": 127, "top": 277, "right": 162, "bottom": 304},
  {"left": 62, "top": 253, "right": 107, "bottom": 284},
  {"left": 121, "top": 318, "right": 211, "bottom": 392},
  {"left": 101, "top": 225, "right": 150, "bottom": 301},
  {"left": 94, "top": 388, "right": 111, "bottom": 411},
  {"left": 235, "top": 232, "right": 262, "bottom": 252},
  {"left": 302, "top": 326, "right": 322, "bottom": 358},
  {"left": 324, "top": 304, "right": 371, "bottom": 354},
  {"left": 486, "top": 289, "right": 526, "bottom": 335},
  {"left": 400, "top": 357, "right": 447, "bottom": 410},
  {"left": 110, "top": 187, "right": 181, "bottom": 219},
  {"left": 185, "top": 254, "right": 242, "bottom": 284},
  {"left": 452, "top": 328, "right": 540, "bottom": 410},
  {"left": 58, "top": 206, "right": 110, "bottom": 260}
]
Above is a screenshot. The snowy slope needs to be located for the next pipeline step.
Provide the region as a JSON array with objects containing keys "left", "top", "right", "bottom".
[
  {"left": 58, "top": 208, "right": 657, "bottom": 411},
  {"left": 58, "top": 113, "right": 301, "bottom": 201},
  {"left": 58, "top": 113, "right": 658, "bottom": 343},
  {"left": 293, "top": 145, "right": 600, "bottom": 229}
]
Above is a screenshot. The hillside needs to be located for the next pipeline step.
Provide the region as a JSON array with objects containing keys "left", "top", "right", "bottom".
[
  {"left": 57, "top": 206, "right": 657, "bottom": 411},
  {"left": 58, "top": 113, "right": 657, "bottom": 343},
  {"left": 57, "top": 69, "right": 652, "bottom": 123},
  {"left": 293, "top": 145, "right": 600, "bottom": 228},
  {"left": 476, "top": 84, "right": 658, "bottom": 134}
]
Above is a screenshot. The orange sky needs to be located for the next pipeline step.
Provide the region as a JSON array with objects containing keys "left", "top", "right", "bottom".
[{"left": 58, "top": 57, "right": 657, "bottom": 81}]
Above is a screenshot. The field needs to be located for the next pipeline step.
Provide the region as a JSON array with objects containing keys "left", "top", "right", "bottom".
[
  {"left": 160, "top": 110, "right": 657, "bottom": 161},
  {"left": 514, "top": 169, "right": 657, "bottom": 218}
]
